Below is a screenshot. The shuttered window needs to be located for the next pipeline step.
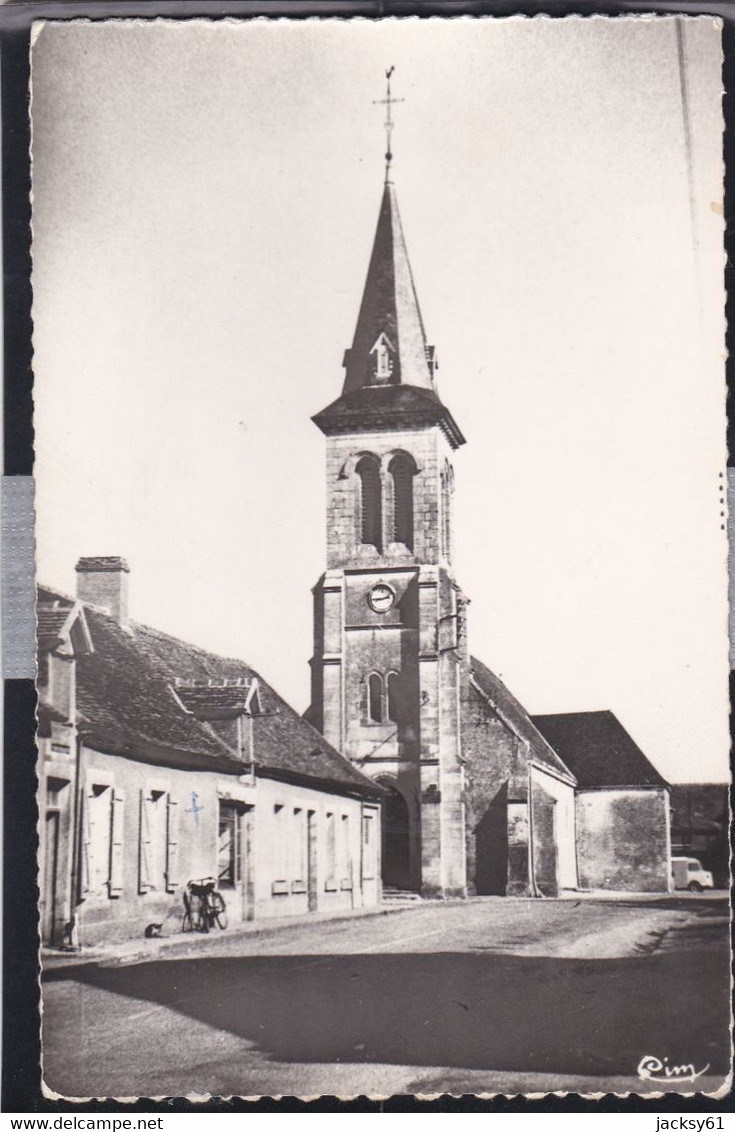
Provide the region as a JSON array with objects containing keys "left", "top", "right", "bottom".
[
  {"left": 139, "top": 788, "right": 168, "bottom": 893},
  {"left": 218, "top": 802, "right": 240, "bottom": 888},
  {"left": 340, "top": 814, "right": 351, "bottom": 886},
  {"left": 390, "top": 456, "right": 414, "bottom": 550},
  {"left": 291, "top": 808, "right": 306, "bottom": 884},
  {"left": 325, "top": 811, "right": 336, "bottom": 886},
  {"left": 273, "top": 804, "right": 287, "bottom": 883},
  {"left": 82, "top": 782, "right": 115, "bottom": 898},
  {"left": 139, "top": 790, "right": 152, "bottom": 893},
  {"left": 357, "top": 457, "right": 382, "bottom": 550},
  {"left": 81, "top": 789, "right": 93, "bottom": 896},
  {"left": 166, "top": 796, "right": 180, "bottom": 892},
  {"left": 362, "top": 813, "right": 376, "bottom": 881},
  {"left": 109, "top": 789, "right": 125, "bottom": 897}
]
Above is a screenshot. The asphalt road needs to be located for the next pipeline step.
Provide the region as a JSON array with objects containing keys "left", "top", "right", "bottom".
[{"left": 42, "top": 895, "right": 731, "bottom": 1099}]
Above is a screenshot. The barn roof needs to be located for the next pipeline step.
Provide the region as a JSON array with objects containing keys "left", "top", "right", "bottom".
[
  {"left": 38, "top": 585, "right": 381, "bottom": 800},
  {"left": 531, "top": 710, "right": 669, "bottom": 789}
]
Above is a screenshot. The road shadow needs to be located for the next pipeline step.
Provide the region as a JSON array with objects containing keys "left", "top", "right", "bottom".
[{"left": 44, "top": 946, "right": 730, "bottom": 1078}]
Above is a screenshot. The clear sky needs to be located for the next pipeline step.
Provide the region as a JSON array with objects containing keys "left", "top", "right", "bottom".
[{"left": 31, "top": 16, "right": 728, "bottom": 782}]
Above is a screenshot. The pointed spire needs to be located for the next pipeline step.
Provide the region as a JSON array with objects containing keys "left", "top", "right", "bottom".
[
  {"left": 342, "top": 182, "right": 436, "bottom": 394},
  {"left": 312, "top": 74, "right": 465, "bottom": 451}
]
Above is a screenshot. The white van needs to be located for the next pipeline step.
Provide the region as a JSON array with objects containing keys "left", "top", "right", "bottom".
[{"left": 671, "top": 856, "right": 714, "bottom": 891}]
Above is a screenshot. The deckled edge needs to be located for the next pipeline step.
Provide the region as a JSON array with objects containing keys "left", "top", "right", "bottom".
[{"left": 31, "top": 9, "right": 731, "bottom": 1108}]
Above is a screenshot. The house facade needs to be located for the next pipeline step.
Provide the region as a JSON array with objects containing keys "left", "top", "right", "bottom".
[{"left": 38, "top": 558, "right": 382, "bottom": 948}]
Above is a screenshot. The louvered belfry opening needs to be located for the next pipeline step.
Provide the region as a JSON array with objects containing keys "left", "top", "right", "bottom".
[
  {"left": 389, "top": 454, "right": 414, "bottom": 550},
  {"left": 357, "top": 455, "right": 382, "bottom": 550}
]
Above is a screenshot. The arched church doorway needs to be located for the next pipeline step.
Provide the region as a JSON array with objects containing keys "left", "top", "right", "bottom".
[{"left": 377, "top": 780, "right": 411, "bottom": 890}]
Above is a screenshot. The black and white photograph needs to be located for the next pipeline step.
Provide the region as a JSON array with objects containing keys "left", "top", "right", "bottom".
[{"left": 30, "top": 15, "right": 731, "bottom": 1100}]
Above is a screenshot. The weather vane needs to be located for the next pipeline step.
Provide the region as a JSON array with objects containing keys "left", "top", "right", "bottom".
[{"left": 373, "top": 66, "right": 405, "bottom": 183}]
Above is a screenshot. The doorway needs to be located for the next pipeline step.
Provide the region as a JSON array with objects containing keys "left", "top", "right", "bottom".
[{"left": 378, "top": 782, "right": 411, "bottom": 890}]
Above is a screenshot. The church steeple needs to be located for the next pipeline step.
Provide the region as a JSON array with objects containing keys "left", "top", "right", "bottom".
[
  {"left": 342, "top": 183, "right": 435, "bottom": 394},
  {"left": 309, "top": 76, "right": 469, "bottom": 898},
  {"left": 313, "top": 179, "right": 464, "bottom": 448}
]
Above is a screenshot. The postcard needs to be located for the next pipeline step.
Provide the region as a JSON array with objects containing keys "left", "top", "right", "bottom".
[{"left": 30, "top": 14, "right": 731, "bottom": 1100}]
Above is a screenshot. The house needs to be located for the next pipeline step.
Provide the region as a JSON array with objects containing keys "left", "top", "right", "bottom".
[{"left": 37, "top": 557, "right": 383, "bottom": 948}]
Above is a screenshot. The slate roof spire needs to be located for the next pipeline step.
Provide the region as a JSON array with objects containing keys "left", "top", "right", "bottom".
[
  {"left": 312, "top": 73, "right": 465, "bottom": 450},
  {"left": 342, "top": 181, "right": 436, "bottom": 395}
]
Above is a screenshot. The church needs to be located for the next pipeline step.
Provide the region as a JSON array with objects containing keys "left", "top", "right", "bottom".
[{"left": 307, "top": 98, "right": 672, "bottom": 899}]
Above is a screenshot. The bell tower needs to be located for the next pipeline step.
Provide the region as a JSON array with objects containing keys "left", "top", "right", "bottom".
[{"left": 309, "top": 73, "right": 468, "bottom": 896}]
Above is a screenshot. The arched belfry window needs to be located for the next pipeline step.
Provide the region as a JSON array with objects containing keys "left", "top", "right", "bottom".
[
  {"left": 389, "top": 455, "right": 415, "bottom": 551},
  {"left": 368, "top": 673, "right": 384, "bottom": 723},
  {"left": 357, "top": 456, "right": 382, "bottom": 550}
]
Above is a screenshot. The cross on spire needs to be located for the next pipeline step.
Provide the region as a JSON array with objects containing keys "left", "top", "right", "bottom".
[{"left": 373, "top": 66, "right": 404, "bottom": 183}]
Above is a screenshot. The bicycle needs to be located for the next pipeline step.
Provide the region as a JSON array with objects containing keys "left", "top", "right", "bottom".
[{"left": 182, "top": 877, "right": 228, "bottom": 933}]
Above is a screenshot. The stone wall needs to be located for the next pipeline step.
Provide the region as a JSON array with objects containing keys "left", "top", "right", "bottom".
[
  {"left": 461, "top": 684, "right": 578, "bottom": 896},
  {"left": 575, "top": 787, "right": 671, "bottom": 892},
  {"left": 530, "top": 765, "right": 578, "bottom": 893},
  {"left": 461, "top": 685, "right": 529, "bottom": 894}
]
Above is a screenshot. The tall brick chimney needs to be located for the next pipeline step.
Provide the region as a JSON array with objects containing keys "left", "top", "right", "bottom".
[{"left": 75, "top": 556, "right": 130, "bottom": 627}]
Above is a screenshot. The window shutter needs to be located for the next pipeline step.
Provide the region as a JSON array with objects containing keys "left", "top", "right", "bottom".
[
  {"left": 166, "top": 796, "right": 180, "bottom": 892},
  {"left": 109, "top": 788, "right": 125, "bottom": 896},
  {"left": 81, "top": 788, "right": 94, "bottom": 895},
  {"left": 139, "top": 790, "right": 152, "bottom": 893}
]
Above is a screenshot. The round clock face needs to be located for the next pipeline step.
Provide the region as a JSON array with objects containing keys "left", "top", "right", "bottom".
[{"left": 368, "top": 583, "right": 395, "bottom": 614}]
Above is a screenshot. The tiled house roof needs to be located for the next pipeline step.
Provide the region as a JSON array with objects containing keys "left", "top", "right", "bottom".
[
  {"left": 468, "top": 656, "right": 576, "bottom": 784},
  {"left": 531, "top": 711, "right": 669, "bottom": 789},
  {"left": 39, "top": 586, "right": 382, "bottom": 799}
]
